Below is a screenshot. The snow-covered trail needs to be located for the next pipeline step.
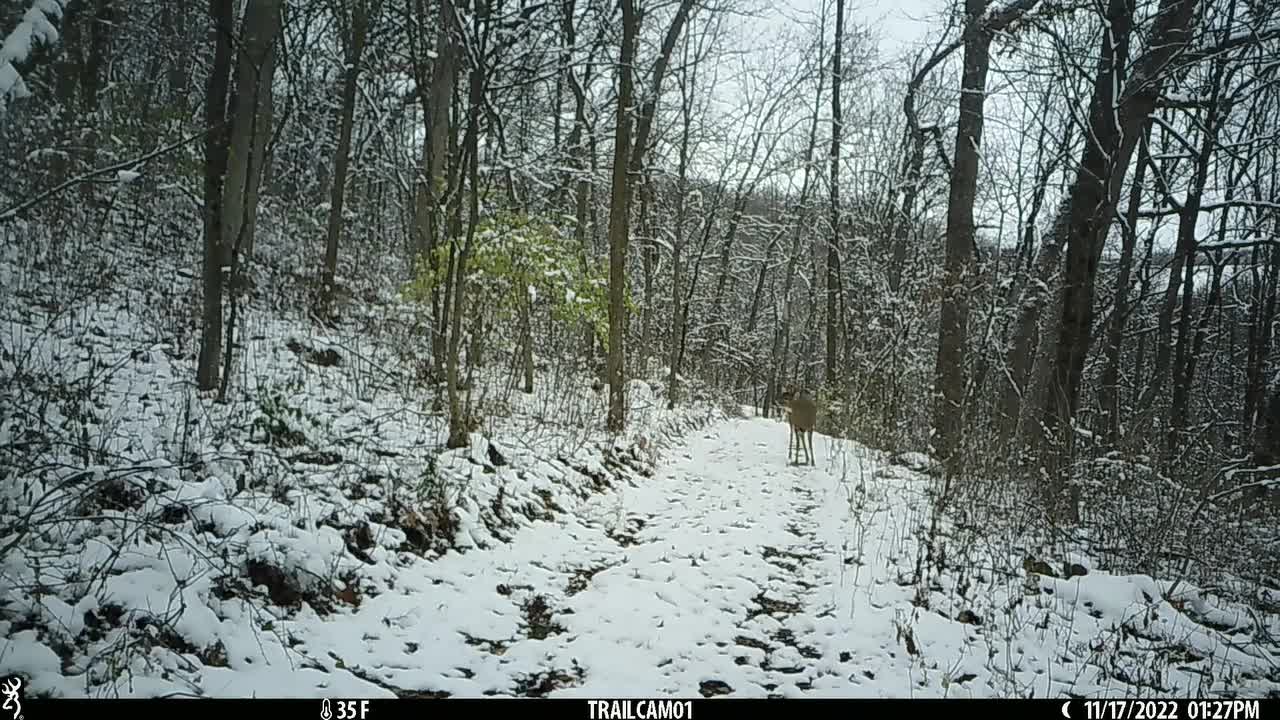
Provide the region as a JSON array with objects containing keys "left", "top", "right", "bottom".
[
  {"left": 12, "top": 404, "right": 1269, "bottom": 700},
  {"left": 283, "top": 416, "right": 976, "bottom": 700}
]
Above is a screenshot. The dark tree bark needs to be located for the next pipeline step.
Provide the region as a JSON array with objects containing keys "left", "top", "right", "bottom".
[
  {"left": 320, "top": 0, "right": 378, "bottom": 317},
  {"left": 664, "top": 78, "right": 692, "bottom": 407},
  {"left": 893, "top": 37, "right": 962, "bottom": 295},
  {"left": 1097, "top": 122, "right": 1152, "bottom": 444},
  {"left": 78, "top": 0, "right": 113, "bottom": 176},
  {"left": 197, "top": 0, "right": 235, "bottom": 392},
  {"left": 1168, "top": 28, "right": 1236, "bottom": 455},
  {"left": 414, "top": 0, "right": 459, "bottom": 379},
  {"left": 446, "top": 0, "right": 486, "bottom": 450},
  {"left": 606, "top": 0, "right": 696, "bottom": 432},
  {"left": 604, "top": 0, "right": 639, "bottom": 432},
  {"left": 933, "top": 0, "right": 991, "bottom": 473},
  {"left": 1042, "top": 0, "right": 1198, "bottom": 518},
  {"left": 1245, "top": 222, "right": 1280, "bottom": 442},
  {"left": 638, "top": 175, "right": 656, "bottom": 376},
  {"left": 825, "top": 0, "right": 845, "bottom": 387},
  {"left": 559, "top": 0, "right": 603, "bottom": 362},
  {"left": 220, "top": 0, "right": 283, "bottom": 267},
  {"left": 932, "top": 0, "right": 1040, "bottom": 472}
]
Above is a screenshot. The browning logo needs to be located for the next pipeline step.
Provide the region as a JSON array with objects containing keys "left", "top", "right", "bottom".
[{"left": 0, "top": 676, "right": 22, "bottom": 720}]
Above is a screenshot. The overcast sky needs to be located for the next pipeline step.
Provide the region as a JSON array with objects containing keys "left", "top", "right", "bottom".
[
  {"left": 853, "top": 0, "right": 943, "bottom": 57},
  {"left": 772, "top": 0, "right": 945, "bottom": 60}
]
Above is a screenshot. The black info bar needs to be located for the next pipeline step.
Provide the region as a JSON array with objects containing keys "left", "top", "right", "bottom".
[{"left": 13, "top": 697, "right": 1274, "bottom": 720}]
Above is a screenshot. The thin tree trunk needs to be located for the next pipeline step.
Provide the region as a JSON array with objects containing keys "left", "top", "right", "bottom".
[
  {"left": 424, "top": 0, "right": 460, "bottom": 379},
  {"left": 824, "top": 0, "right": 845, "bottom": 387},
  {"left": 447, "top": 0, "right": 485, "bottom": 449},
  {"left": 78, "top": 0, "right": 114, "bottom": 181},
  {"left": 220, "top": 0, "right": 283, "bottom": 267},
  {"left": 605, "top": 0, "right": 639, "bottom": 432},
  {"left": 1098, "top": 122, "right": 1152, "bottom": 443},
  {"left": 638, "top": 175, "right": 656, "bottom": 376},
  {"left": 607, "top": 0, "right": 696, "bottom": 431},
  {"left": 1168, "top": 34, "right": 1235, "bottom": 455},
  {"left": 932, "top": 0, "right": 1040, "bottom": 472},
  {"left": 321, "top": 0, "right": 374, "bottom": 316},
  {"left": 197, "top": 0, "right": 234, "bottom": 392}
]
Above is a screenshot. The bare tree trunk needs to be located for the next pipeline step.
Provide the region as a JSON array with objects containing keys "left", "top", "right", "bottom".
[
  {"left": 607, "top": 0, "right": 696, "bottom": 431},
  {"left": 52, "top": 8, "right": 82, "bottom": 184},
  {"left": 1042, "top": 0, "right": 1198, "bottom": 519},
  {"left": 220, "top": 0, "right": 283, "bottom": 267},
  {"left": 78, "top": 0, "right": 113, "bottom": 181},
  {"left": 705, "top": 197, "right": 748, "bottom": 366},
  {"left": 893, "top": 38, "right": 963, "bottom": 295},
  {"left": 422, "top": 0, "right": 460, "bottom": 380},
  {"left": 824, "top": 0, "right": 844, "bottom": 387},
  {"left": 446, "top": 0, "right": 485, "bottom": 450},
  {"left": 320, "top": 0, "right": 376, "bottom": 317},
  {"left": 638, "top": 175, "right": 656, "bottom": 376},
  {"left": 559, "top": 0, "right": 600, "bottom": 362},
  {"left": 1185, "top": 251, "right": 1225, "bottom": 431},
  {"left": 932, "top": 0, "right": 997, "bottom": 474},
  {"left": 1129, "top": 218, "right": 1158, "bottom": 415},
  {"left": 1097, "top": 122, "right": 1151, "bottom": 444},
  {"left": 1245, "top": 222, "right": 1280, "bottom": 440},
  {"left": 905, "top": 1, "right": 1038, "bottom": 450},
  {"left": 168, "top": 0, "right": 193, "bottom": 111},
  {"left": 604, "top": 0, "right": 639, "bottom": 432},
  {"left": 520, "top": 294, "right": 535, "bottom": 393},
  {"left": 1168, "top": 42, "right": 1233, "bottom": 455},
  {"left": 665, "top": 164, "right": 687, "bottom": 406},
  {"left": 932, "top": 0, "right": 1041, "bottom": 471},
  {"left": 197, "top": 0, "right": 235, "bottom": 392},
  {"left": 888, "top": 121, "right": 925, "bottom": 296}
]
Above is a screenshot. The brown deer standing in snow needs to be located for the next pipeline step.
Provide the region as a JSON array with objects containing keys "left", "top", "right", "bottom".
[{"left": 779, "top": 386, "right": 816, "bottom": 466}]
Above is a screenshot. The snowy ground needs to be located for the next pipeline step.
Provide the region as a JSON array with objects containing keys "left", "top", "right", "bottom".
[
  {"left": 286, "top": 419, "right": 1280, "bottom": 700},
  {"left": 6, "top": 395, "right": 1280, "bottom": 698}
]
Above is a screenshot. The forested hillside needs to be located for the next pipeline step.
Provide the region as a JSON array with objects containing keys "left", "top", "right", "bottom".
[{"left": 1, "top": 0, "right": 1279, "bottom": 700}]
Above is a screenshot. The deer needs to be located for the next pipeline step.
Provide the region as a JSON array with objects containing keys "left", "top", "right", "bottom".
[{"left": 779, "top": 386, "right": 817, "bottom": 466}]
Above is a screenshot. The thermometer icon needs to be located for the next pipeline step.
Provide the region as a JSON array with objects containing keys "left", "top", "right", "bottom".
[{"left": 321, "top": 699, "right": 332, "bottom": 720}]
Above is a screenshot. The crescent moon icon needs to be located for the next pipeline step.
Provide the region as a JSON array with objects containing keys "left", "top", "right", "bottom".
[{"left": 1061, "top": 701, "right": 1072, "bottom": 719}]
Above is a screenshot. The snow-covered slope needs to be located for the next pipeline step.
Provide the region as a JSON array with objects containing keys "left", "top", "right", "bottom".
[
  {"left": 0, "top": 290, "right": 723, "bottom": 698},
  {"left": 0, "top": 215, "right": 723, "bottom": 697},
  {"left": 6, "top": 380, "right": 1280, "bottom": 698}
]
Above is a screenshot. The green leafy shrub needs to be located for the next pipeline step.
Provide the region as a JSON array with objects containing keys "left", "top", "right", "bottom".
[{"left": 401, "top": 210, "right": 622, "bottom": 350}]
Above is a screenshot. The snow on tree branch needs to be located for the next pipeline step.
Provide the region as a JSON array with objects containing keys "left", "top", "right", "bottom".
[{"left": 0, "top": 0, "right": 70, "bottom": 113}]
